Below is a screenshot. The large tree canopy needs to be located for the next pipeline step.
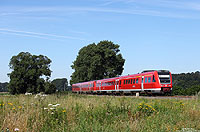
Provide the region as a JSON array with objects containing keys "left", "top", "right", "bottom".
[
  {"left": 70, "top": 40, "right": 125, "bottom": 85},
  {"left": 8, "top": 52, "right": 54, "bottom": 94},
  {"left": 52, "top": 78, "right": 68, "bottom": 91}
]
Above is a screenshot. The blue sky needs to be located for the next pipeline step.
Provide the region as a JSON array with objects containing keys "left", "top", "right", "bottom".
[{"left": 0, "top": 0, "right": 200, "bottom": 82}]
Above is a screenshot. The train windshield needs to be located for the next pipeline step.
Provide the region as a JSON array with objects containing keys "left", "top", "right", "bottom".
[{"left": 158, "top": 70, "right": 171, "bottom": 84}]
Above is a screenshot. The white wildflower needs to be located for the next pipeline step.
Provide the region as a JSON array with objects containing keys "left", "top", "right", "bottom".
[
  {"left": 14, "top": 128, "right": 19, "bottom": 131},
  {"left": 48, "top": 104, "right": 53, "bottom": 106},
  {"left": 25, "top": 92, "right": 32, "bottom": 95},
  {"left": 50, "top": 108, "right": 55, "bottom": 110},
  {"left": 44, "top": 108, "right": 48, "bottom": 110},
  {"left": 42, "top": 94, "right": 48, "bottom": 97},
  {"left": 56, "top": 104, "right": 60, "bottom": 106}
]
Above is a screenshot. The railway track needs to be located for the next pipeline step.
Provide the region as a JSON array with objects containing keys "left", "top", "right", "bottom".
[
  {"left": 83, "top": 94, "right": 195, "bottom": 100},
  {"left": 132, "top": 95, "right": 195, "bottom": 100}
]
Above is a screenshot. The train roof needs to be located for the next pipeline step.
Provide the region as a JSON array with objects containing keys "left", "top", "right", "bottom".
[
  {"left": 97, "top": 71, "right": 155, "bottom": 82},
  {"left": 142, "top": 70, "right": 170, "bottom": 73},
  {"left": 72, "top": 80, "right": 94, "bottom": 86}
]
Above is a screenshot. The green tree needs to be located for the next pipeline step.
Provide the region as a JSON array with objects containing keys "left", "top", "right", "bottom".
[
  {"left": 172, "top": 71, "right": 200, "bottom": 95},
  {"left": 44, "top": 81, "right": 56, "bottom": 94},
  {"left": 70, "top": 40, "right": 125, "bottom": 85},
  {"left": 8, "top": 52, "right": 54, "bottom": 94},
  {"left": 52, "top": 78, "right": 68, "bottom": 91},
  {"left": 0, "top": 82, "right": 8, "bottom": 92}
]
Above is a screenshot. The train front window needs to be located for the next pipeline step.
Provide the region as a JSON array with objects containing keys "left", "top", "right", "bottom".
[{"left": 158, "top": 71, "right": 171, "bottom": 84}]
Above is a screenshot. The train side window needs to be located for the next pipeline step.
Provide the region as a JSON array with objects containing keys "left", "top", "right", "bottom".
[
  {"left": 136, "top": 78, "right": 139, "bottom": 84},
  {"left": 119, "top": 80, "right": 121, "bottom": 85},
  {"left": 148, "top": 77, "right": 151, "bottom": 83},
  {"left": 131, "top": 79, "right": 133, "bottom": 84},
  {"left": 126, "top": 80, "right": 128, "bottom": 84},
  {"left": 124, "top": 80, "right": 125, "bottom": 84},
  {"left": 145, "top": 77, "right": 148, "bottom": 83},
  {"left": 133, "top": 79, "right": 135, "bottom": 84},
  {"left": 128, "top": 80, "right": 130, "bottom": 84},
  {"left": 152, "top": 75, "right": 156, "bottom": 82}
]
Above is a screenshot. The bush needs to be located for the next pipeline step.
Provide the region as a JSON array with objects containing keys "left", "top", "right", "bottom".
[{"left": 44, "top": 82, "right": 56, "bottom": 94}]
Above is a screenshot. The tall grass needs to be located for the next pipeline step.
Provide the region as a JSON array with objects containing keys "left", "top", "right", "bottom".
[{"left": 0, "top": 94, "right": 199, "bottom": 132}]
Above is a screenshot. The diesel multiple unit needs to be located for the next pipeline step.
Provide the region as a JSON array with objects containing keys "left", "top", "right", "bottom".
[{"left": 72, "top": 70, "right": 172, "bottom": 94}]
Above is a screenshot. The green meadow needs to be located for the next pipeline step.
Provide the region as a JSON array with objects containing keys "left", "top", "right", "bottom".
[{"left": 0, "top": 94, "right": 199, "bottom": 132}]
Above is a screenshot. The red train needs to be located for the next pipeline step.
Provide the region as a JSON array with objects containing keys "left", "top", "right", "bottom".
[{"left": 72, "top": 70, "right": 172, "bottom": 95}]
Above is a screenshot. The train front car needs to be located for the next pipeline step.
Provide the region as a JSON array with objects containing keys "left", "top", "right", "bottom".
[
  {"left": 156, "top": 70, "right": 172, "bottom": 94},
  {"left": 141, "top": 70, "right": 172, "bottom": 94}
]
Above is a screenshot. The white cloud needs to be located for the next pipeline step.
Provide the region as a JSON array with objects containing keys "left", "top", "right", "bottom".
[
  {"left": 0, "top": 28, "right": 87, "bottom": 41},
  {"left": 0, "top": 13, "right": 20, "bottom": 16},
  {"left": 101, "top": 0, "right": 200, "bottom": 11},
  {"left": 0, "top": 1, "right": 200, "bottom": 19},
  {"left": 1, "top": 6, "right": 195, "bottom": 19}
]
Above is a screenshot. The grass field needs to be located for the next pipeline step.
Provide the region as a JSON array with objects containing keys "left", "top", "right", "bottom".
[{"left": 0, "top": 93, "right": 199, "bottom": 132}]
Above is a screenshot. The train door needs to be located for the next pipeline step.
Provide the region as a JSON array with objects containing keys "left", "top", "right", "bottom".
[
  {"left": 141, "top": 76, "right": 144, "bottom": 91},
  {"left": 115, "top": 79, "right": 119, "bottom": 91},
  {"left": 99, "top": 82, "right": 101, "bottom": 91}
]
